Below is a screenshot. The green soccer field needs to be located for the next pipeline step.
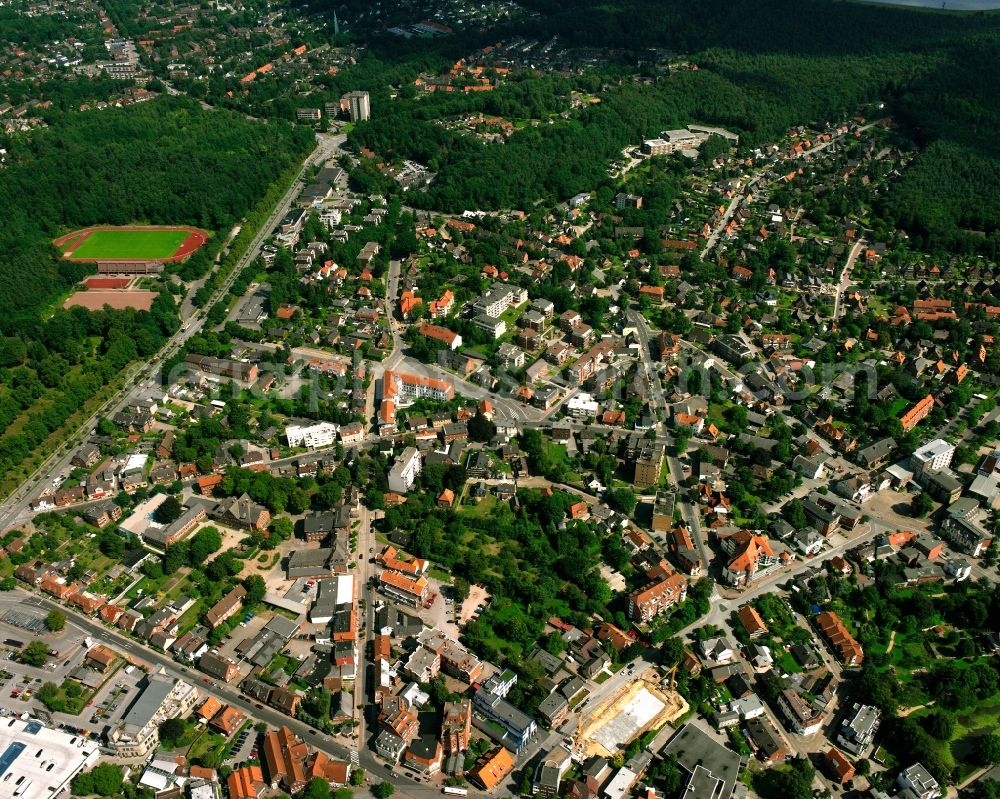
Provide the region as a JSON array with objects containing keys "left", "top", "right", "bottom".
[{"left": 66, "top": 228, "right": 189, "bottom": 260}]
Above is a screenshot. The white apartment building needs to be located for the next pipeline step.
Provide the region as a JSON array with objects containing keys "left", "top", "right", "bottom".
[
  {"left": 643, "top": 138, "right": 671, "bottom": 156},
  {"left": 343, "top": 90, "right": 370, "bottom": 122},
  {"left": 911, "top": 438, "right": 955, "bottom": 477},
  {"left": 566, "top": 392, "right": 599, "bottom": 418},
  {"left": 286, "top": 421, "right": 340, "bottom": 450},
  {"left": 471, "top": 315, "right": 507, "bottom": 340},
  {"left": 383, "top": 370, "right": 455, "bottom": 404},
  {"left": 388, "top": 447, "right": 422, "bottom": 493},
  {"left": 471, "top": 283, "right": 528, "bottom": 318}
]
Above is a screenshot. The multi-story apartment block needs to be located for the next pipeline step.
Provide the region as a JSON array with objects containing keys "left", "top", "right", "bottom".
[
  {"left": 286, "top": 422, "right": 340, "bottom": 450},
  {"left": 471, "top": 283, "right": 528, "bottom": 318},
  {"left": 343, "top": 90, "right": 370, "bottom": 122},
  {"left": 910, "top": 438, "right": 955, "bottom": 477},
  {"left": 382, "top": 370, "right": 455, "bottom": 404},
  {"left": 627, "top": 571, "right": 688, "bottom": 623},
  {"left": 108, "top": 670, "right": 199, "bottom": 757},
  {"left": 388, "top": 447, "right": 422, "bottom": 493}
]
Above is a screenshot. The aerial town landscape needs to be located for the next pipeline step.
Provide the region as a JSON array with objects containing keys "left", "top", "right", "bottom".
[{"left": 2, "top": 2, "right": 1000, "bottom": 799}]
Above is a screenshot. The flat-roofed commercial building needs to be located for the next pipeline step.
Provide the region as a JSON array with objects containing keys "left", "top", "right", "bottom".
[{"left": 0, "top": 717, "right": 100, "bottom": 799}]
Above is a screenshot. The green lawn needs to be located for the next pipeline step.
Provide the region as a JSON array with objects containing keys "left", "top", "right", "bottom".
[
  {"left": 775, "top": 650, "right": 801, "bottom": 674},
  {"left": 461, "top": 495, "right": 497, "bottom": 518},
  {"left": 888, "top": 397, "right": 909, "bottom": 417},
  {"left": 187, "top": 728, "right": 227, "bottom": 763},
  {"left": 67, "top": 228, "right": 188, "bottom": 260}
]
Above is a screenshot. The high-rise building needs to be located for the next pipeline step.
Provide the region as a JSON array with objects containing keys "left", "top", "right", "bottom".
[{"left": 343, "top": 90, "right": 370, "bottom": 122}]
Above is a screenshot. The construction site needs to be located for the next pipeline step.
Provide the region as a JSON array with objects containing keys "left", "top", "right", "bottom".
[{"left": 574, "top": 669, "right": 688, "bottom": 759}]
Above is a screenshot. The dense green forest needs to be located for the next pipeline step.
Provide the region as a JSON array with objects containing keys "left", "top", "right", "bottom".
[
  {"left": 0, "top": 96, "right": 312, "bottom": 492},
  {"left": 0, "top": 95, "right": 312, "bottom": 327},
  {"left": 0, "top": 6, "right": 98, "bottom": 49},
  {"left": 336, "top": 0, "right": 1000, "bottom": 251}
]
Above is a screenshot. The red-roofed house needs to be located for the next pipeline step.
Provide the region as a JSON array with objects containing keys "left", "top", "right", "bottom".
[
  {"left": 736, "top": 605, "right": 768, "bottom": 639},
  {"left": 718, "top": 530, "right": 778, "bottom": 587},
  {"left": 824, "top": 748, "right": 855, "bottom": 784},
  {"left": 429, "top": 290, "right": 454, "bottom": 318},
  {"left": 400, "top": 291, "right": 423, "bottom": 319},
  {"left": 639, "top": 285, "right": 665, "bottom": 303},
  {"left": 815, "top": 611, "right": 864, "bottom": 666},
  {"left": 418, "top": 323, "right": 462, "bottom": 350}
]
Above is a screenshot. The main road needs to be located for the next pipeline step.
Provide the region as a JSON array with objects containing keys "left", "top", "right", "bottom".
[
  {"left": 0, "top": 133, "right": 346, "bottom": 533},
  {"left": 12, "top": 587, "right": 449, "bottom": 799},
  {"left": 626, "top": 308, "right": 668, "bottom": 424}
]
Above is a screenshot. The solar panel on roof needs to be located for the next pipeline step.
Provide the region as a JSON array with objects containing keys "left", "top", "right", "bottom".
[{"left": 0, "top": 741, "right": 26, "bottom": 777}]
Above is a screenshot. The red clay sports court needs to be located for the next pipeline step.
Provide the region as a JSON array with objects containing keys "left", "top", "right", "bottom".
[{"left": 83, "top": 277, "right": 133, "bottom": 289}]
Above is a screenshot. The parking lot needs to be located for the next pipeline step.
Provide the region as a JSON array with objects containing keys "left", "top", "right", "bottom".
[
  {"left": 228, "top": 724, "right": 259, "bottom": 766},
  {"left": 457, "top": 583, "right": 491, "bottom": 625},
  {"left": 412, "top": 576, "right": 460, "bottom": 638},
  {"left": 0, "top": 600, "right": 147, "bottom": 739}
]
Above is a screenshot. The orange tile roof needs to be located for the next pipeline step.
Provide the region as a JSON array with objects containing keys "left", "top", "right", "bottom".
[
  {"left": 86, "top": 645, "right": 116, "bottom": 668},
  {"left": 470, "top": 747, "right": 515, "bottom": 790},
  {"left": 418, "top": 323, "right": 460, "bottom": 347},
  {"left": 630, "top": 572, "right": 687, "bottom": 613},
  {"left": 825, "top": 747, "right": 856, "bottom": 782},
  {"left": 429, "top": 289, "right": 454, "bottom": 316},
  {"left": 379, "top": 399, "right": 396, "bottom": 425},
  {"left": 197, "top": 474, "right": 223, "bottom": 494},
  {"left": 816, "top": 611, "right": 864, "bottom": 665},
  {"left": 379, "top": 570, "right": 428, "bottom": 597},
  {"left": 227, "top": 765, "right": 265, "bottom": 799},
  {"left": 197, "top": 697, "right": 223, "bottom": 721},
  {"left": 310, "top": 752, "right": 350, "bottom": 785},
  {"left": 263, "top": 727, "right": 309, "bottom": 792},
  {"left": 737, "top": 605, "right": 768, "bottom": 637},
  {"left": 377, "top": 545, "right": 427, "bottom": 576},
  {"left": 400, "top": 290, "right": 423, "bottom": 316},
  {"left": 602, "top": 410, "right": 626, "bottom": 425},
  {"left": 913, "top": 298, "right": 952, "bottom": 311},
  {"left": 594, "top": 622, "right": 631, "bottom": 652},
  {"left": 210, "top": 705, "right": 246, "bottom": 734},
  {"left": 383, "top": 370, "right": 455, "bottom": 400},
  {"left": 725, "top": 531, "right": 775, "bottom": 574},
  {"left": 900, "top": 394, "right": 934, "bottom": 433}
]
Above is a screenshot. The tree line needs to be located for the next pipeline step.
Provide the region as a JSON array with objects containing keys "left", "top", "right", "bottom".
[{"left": 0, "top": 95, "right": 312, "bottom": 491}]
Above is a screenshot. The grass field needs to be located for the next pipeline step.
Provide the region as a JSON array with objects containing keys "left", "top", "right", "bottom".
[
  {"left": 66, "top": 228, "right": 189, "bottom": 260},
  {"left": 889, "top": 397, "right": 909, "bottom": 417}
]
